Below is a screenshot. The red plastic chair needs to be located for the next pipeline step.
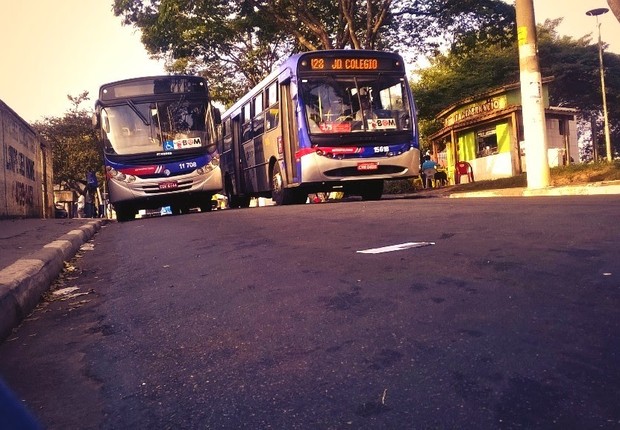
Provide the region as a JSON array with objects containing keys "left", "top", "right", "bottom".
[{"left": 455, "top": 161, "right": 474, "bottom": 184}]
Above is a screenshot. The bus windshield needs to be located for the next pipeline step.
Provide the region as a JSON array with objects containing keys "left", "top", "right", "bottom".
[
  {"left": 300, "top": 75, "right": 412, "bottom": 135},
  {"left": 100, "top": 99, "right": 208, "bottom": 155}
]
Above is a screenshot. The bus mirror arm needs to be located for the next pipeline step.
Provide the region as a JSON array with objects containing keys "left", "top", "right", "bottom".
[
  {"left": 91, "top": 113, "right": 100, "bottom": 130},
  {"left": 213, "top": 107, "right": 222, "bottom": 125}
]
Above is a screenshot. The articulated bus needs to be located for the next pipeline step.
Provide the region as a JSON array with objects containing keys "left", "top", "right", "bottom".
[
  {"left": 217, "top": 50, "right": 420, "bottom": 207},
  {"left": 93, "top": 75, "right": 222, "bottom": 221}
]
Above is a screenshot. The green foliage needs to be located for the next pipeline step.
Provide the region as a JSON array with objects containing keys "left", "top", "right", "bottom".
[
  {"left": 113, "top": 0, "right": 294, "bottom": 105},
  {"left": 413, "top": 43, "right": 519, "bottom": 118},
  {"left": 550, "top": 159, "right": 620, "bottom": 184},
  {"left": 412, "top": 18, "right": 620, "bottom": 156},
  {"left": 389, "top": 0, "right": 515, "bottom": 56},
  {"left": 33, "top": 93, "right": 103, "bottom": 193},
  {"left": 112, "top": 0, "right": 516, "bottom": 105},
  {"left": 412, "top": 34, "right": 518, "bottom": 152}
]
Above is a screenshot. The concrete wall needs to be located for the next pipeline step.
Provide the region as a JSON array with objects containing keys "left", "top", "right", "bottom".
[
  {"left": 545, "top": 117, "right": 579, "bottom": 164},
  {"left": 0, "top": 100, "right": 53, "bottom": 218},
  {"left": 468, "top": 151, "right": 514, "bottom": 182}
]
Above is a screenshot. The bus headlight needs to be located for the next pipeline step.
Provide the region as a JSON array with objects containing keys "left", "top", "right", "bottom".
[
  {"left": 107, "top": 168, "right": 136, "bottom": 183},
  {"left": 197, "top": 157, "right": 219, "bottom": 175}
]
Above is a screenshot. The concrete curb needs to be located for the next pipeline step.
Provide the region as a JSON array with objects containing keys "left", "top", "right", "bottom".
[
  {"left": 0, "top": 219, "right": 106, "bottom": 342},
  {"left": 448, "top": 182, "right": 620, "bottom": 199}
]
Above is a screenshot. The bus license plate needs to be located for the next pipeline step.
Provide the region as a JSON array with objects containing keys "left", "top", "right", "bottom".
[
  {"left": 357, "top": 162, "right": 378, "bottom": 171},
  {"left": 158, "top": 181, "right": 178, "bottom": 190}
]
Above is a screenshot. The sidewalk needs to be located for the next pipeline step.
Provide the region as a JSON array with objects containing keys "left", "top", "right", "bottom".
[
  {"left": 448, "top": 180, "right": 620, "bottom": 198},
  {"left": 0, "top": 218, "right": 106, "bottom": 341},
  {"left": 389, "top": 179, "right": 620, "bottom": 199}
]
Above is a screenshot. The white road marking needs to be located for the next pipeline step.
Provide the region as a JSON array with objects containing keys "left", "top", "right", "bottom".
[{"left": 356, "top": 242, "right": 435, "bottom": 254}]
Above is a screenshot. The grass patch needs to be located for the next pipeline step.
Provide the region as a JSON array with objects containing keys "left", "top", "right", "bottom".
[{"left": 549, "top": 160, "right": 620, "bottom": 185}]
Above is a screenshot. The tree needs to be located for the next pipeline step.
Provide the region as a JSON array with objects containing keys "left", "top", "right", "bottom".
[
  {"left": 113, "top": 0, "right": 291, "bottom": 104},
  {"left": 411, "top": 21, "right": 518, "bottom": 148},
  {"left": 526, "top": 20, "right": 619, "bottom": 158},
  {"left": 33, "top": 92, "right": 103, "bottom": 194},
  {"left": 112, "top": 0, "right": 515, "bottom": 105},
  {"left": 609, "top": 0, "right": 620, "bottom": 23}
]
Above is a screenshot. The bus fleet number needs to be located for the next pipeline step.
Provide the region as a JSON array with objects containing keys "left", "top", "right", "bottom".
[
  {"left": 374, "top": 146, "right": 389, "bottom": 153},
  {"left": 179, "top": 161, "right": 197, "bottom": 169}
]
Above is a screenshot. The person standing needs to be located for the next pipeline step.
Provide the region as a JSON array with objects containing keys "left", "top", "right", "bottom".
[{"left": 84, "top": 189, "right": 94, "bottom": 218}]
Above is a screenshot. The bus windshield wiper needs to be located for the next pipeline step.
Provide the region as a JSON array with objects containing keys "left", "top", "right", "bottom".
[{"left": 127, "top": 99, "right": 150, "bottom": 126}]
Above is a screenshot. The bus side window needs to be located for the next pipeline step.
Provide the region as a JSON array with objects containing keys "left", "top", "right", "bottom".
[
  {"left": 223, "top": 118, "right": 232, "bottom": 152},
  {"left": 265, "top": 82, "right": 279, "bottom": 131},
  {"left": 266, "top": 108, "right": 279, "bottom": 130},
  {"left": 253, "top": 94, "right": 264, "bottom": 136},
  {"left": 242, "top": 103, "right": 252, "bottom": 142}
]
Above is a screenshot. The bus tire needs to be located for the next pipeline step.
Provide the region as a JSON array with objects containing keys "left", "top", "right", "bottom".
[
  {"left": 271, "top": 162, "right": 306, "bottom": 205},
  {"left": 360, "top": 180, "right": 384, "bottom": 201},
  {"left": 226, "top": 177, "right": 250, "bottom": 209}
]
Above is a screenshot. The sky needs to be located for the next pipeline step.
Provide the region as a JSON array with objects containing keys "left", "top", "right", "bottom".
[{"left": 1, "top": 0, "right": 619, "bottom": 124}]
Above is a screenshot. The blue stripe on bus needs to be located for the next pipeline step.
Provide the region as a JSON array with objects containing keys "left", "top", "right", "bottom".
[{"left": 108, "top": 154, "right": 211, "bottom": 177}]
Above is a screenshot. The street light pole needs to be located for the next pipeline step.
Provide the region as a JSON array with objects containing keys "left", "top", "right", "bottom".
[{"left": 586, "top": 7, "right": 613, "bottom": 162}]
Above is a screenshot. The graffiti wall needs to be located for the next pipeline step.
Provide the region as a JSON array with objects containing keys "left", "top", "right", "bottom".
[{"left": 0, "top": 100, "right": 53, "bottom": 218}]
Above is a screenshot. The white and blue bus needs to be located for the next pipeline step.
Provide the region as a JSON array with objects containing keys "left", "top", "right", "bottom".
[
  {"left": 217, "top": 50, "right": 420, "bottom": 207},
  {"left": 93, "top": 75, "right": 222, "bottom": 221}
]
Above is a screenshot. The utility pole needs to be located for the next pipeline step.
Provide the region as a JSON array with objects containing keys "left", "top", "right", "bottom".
[
  {"left": 586, "top": 7, "right": 612, "bottom": 162},
  {"left": 516, "top": 0, "right": 550, "bottom": 189}
]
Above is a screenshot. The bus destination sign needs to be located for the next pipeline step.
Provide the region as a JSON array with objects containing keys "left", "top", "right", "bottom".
[
  {"left": 300, "top": 55, "right": 401, "bottom": 72},
  {"left": 311, "top": 58, "right": 378, "bottom": 70}
]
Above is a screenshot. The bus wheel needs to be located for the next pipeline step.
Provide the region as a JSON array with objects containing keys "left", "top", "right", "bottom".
[
  {"left": 226, "top": 178, "right": 250, "bottom": 208},
  {"left": 360, "top": 180, "right": 384, "bottom": 201},
  {"left": 225, "top": 178, "right": 238, "bottom": 208},
  {"left": 271, "top": 162, "right": 301, "bottom": 205}
]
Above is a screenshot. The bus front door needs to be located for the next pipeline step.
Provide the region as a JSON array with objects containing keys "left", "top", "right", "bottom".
[
  {"left": 229, "top": 114, "right": 250, "bottom": 207},
  {"left": 280, "top": 83, "right": 298, "bottom": 185}
]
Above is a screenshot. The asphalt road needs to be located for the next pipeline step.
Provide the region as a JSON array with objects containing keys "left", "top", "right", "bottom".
[{"left": 1, "top": 196, "right": 619, "bottom": 429}]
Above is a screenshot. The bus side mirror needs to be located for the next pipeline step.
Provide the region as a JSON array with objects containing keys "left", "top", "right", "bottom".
[
  {"left": 213, "top": 107, "right": 221, "bottom": 125},
  {"left": 91, "top": 113, "right": 100, "bottom": 129}
]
